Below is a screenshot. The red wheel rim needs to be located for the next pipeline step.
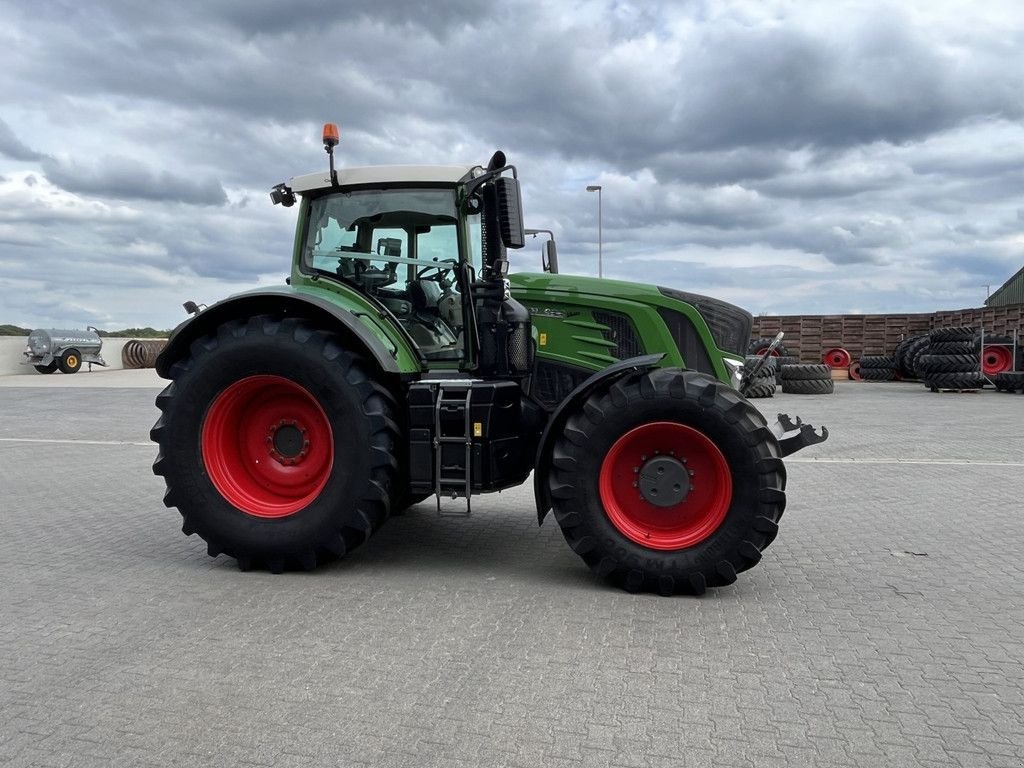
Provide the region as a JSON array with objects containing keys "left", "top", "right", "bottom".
[
  {"left": 201, "top": 375, "right": 334, "bottom": 518},
  {"left": 823, "top": 347, "right": 851, "bottom": 368},
  {"left": 849, "top": 362, "right": 862, "bottom": 380},
  {"left": 982, "top": 345, "right": 1012, "bottom": 376},
  {"left": 598, "top": 422, "right": 732, "bottom": 550}
]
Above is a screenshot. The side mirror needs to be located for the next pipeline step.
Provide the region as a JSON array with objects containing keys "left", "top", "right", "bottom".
[
  {"left": 494, "top": 177, "right": 525, "bottom": 249},
  {"left": 542, "top": 240, "right": 559, "bottom": 273}
]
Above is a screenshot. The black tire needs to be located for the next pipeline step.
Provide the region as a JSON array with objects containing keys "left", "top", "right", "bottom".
[
  {"left": 917, "top": 354, "right": 979, "bottom": 374},
  {"left": 151, "top": 315, "right": 400, "bottom": 572},
  {"left": 744, "top": 379, "right": 776, "bottom": 398},
  {"left": 774, "top": 355, "right": 798, "bottom": 383},
  {"left": 930, "top": 326, "right": 974, "bottom": 342},
  {"left": 781, "top": 378, "right": 835, "bottom": 394},
  {"left": 859, "top": 367, "right": 896, "bottom": 381},
  {"left": 924, "top": 372, "right": 987, "bottom": 390},
  {"left": 896, "top": 336, "right": 929, "bottom": 377},
  {"left": 548, "top": 368, "right": 786, "bottom": 596},
  {"left": 858, "top": 356, "right": 895, "bottom": 369},
  {"left": 747, "top": 337, "right": 790, "bottom": 358},
  {"left": 908, "top": 343, "right": 932, "bottom": 379},
  {"left": 994, "top": 372, "right": 1024, "bottom": 393},
  {"left": 58, "top": 349, "right": 82, "bottom": 374},
  {"left": 780, "top": 363, "right": 831, "bottom": 381},
  {"left": 34, "top": 362, "right": 58, "bottom": 374},
  {"left": 928, "top": 341, "right": 975, "bottom": 355}
]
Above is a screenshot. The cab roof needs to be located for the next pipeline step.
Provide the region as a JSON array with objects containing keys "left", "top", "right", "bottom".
[{"left": 289, "top": 164, "right": 477, "bottom": 193}]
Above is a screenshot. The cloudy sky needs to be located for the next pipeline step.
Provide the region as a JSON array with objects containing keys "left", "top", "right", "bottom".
[{"left": 1, "top": 0, "right": 1022, "bottom": 330}]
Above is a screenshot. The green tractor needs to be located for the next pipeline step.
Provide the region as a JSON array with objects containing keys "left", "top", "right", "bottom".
[{"left": 151, "top": 124, "right": 827, "bottom": 594}]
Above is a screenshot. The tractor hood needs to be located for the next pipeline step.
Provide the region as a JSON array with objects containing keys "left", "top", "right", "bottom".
[{"left": 508, "top": 272, "right": 752, "bottom": 357}]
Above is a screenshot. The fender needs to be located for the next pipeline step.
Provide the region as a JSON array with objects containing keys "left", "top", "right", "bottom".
[
  {"left": 534, "top": 353, "right": 664, "bottom": 525},
  {"left": 155, "top": 287, "right": 418, "bottom": 379}
]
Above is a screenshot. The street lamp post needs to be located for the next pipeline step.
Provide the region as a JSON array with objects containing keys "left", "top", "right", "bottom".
[{"left": 586, "top": 185, "right": 602, "bottom": 278}]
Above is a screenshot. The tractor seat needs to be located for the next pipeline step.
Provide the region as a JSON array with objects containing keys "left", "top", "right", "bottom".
[{"left": 408, "top": 279, "right": 443, "bottom": 312}]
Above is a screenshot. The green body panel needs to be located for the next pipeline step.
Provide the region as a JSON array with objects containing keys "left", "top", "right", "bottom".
[{"left": 508, "top": 272, "right": 734, "bottom": 382}]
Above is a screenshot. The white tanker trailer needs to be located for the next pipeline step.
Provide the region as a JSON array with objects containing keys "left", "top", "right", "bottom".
[{"left": 22, "top": 327, "right": 107, "bottom": 374}]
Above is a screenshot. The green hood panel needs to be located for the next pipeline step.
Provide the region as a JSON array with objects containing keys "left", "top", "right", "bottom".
[{"left": 509, "top": 271, "right": 742, "bottom": 382}]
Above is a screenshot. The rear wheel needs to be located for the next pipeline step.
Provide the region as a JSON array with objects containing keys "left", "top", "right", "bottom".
[
  {"left": 34, "top": 362, "right": 58, "bottom": 374},
  {"left": 151, "top": 315, "right": 399, "bottom": 572},
  {"left": 548, "top": 368, "right": 786, "bottom": 595},
  {"left": 59, "top": 349, "right": 82, "bottom": 374}
]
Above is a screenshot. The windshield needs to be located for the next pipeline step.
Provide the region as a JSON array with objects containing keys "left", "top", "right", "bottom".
[{"left": 303, "top": 187, "right": 473, "bottom": 361}]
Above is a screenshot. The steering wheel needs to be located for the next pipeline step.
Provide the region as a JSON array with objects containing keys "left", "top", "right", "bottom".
[{"left": 416, "top": 260, "right": 456, "bottom": 281}]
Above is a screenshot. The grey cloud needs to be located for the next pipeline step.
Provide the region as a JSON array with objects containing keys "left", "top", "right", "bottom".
[
  {"left": 0, "top": 117, "right": 43, "bottom": 161},
  {"left": 1, "top": 0, "right": 1023, "bottom": 328},
  {"left": 42, "top": 156, "right": 227, "bottom": 205}
]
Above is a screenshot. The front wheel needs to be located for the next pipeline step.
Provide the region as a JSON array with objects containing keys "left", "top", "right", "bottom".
[
  {"left": 549, "top": 369, "right": 786, "bottom": 595},
  {"left": 151, "top": 315, "right": 400, "bottom": 572},
  {"left": 34, "top": 362, "right": 58, "bottom": 374}
]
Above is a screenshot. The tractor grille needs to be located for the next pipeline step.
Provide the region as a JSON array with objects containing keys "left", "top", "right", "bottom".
[
  {"left": 592, "top": 310, "right": 644, "bottom": 360},
  {"left": 658, "top": 287, "right": 752, "bottom": 356},
  {"left": 657, "top": 308, "right": 715, "bottom": 375},
  {"left": 532, "top": 361, "right": 592, "bottom": 409}
]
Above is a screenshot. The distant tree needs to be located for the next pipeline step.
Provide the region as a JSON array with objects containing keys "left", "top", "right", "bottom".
[{"left": 0, "top": 324, "right": 171, "bottom": 337}]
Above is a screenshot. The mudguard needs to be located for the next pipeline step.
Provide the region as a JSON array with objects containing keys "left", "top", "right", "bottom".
[
  {"left": 155, "top": 287, "right": 417, "bottom": 379},
  {"left": 534, "top": 353, "right": 664, "bottom": 525}
]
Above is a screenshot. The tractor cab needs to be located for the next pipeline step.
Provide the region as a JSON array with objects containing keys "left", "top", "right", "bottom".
[
  {"left": 277, "top": 125, "right": 529, "bottom": 378},
  {"left": 300, "top": 184, "right": 471, "bottom": 361}
]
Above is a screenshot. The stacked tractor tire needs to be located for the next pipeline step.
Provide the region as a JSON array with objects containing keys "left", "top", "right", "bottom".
[
  {"left": 893, "top": 334, "right": 930, "bottom": 380},
  {"left": 780, "top": 363, "right": 834, "bottom": 394},
  {"left": 917, "top": 326, "right": 986, "bottom": 391},
  {"left": 746, "top": 325, "right": 1019, "bottom": 397},
  {"left": 860, "top": 326, "right": 1019, "bottom": 392},
  {"left": 857, "top": 355, "right": 897, "bottom": 381},
  {"left": 745, "top": 338, "right": 834, "bottom": 396}
]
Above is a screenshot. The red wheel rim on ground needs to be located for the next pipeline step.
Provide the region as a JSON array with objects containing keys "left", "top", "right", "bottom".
[
  {"left": 982, "top": 345, "right": 1013, "bottom": 376},
  {"left": 823, "top": 347, "right": 851, "bottom": 368},
  {"left": 848, "top": 362, "right": 862, "bottom": 380},
  {"left": 201, "top": 375, "right": 334, "bottom": 518},
  {"left": 598, "top": 421, "right": 732, "bottom": 550}
]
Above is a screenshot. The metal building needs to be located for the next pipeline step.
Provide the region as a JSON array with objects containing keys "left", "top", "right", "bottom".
[{"left": 986, "top": 265, "right": 1024, "bottom": 307}]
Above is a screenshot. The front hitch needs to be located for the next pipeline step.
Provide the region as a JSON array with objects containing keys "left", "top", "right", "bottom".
[{"left": 773, "top": 413, "right": 829, "bottom": 457}]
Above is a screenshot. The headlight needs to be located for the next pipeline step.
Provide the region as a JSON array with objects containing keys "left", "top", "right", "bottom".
[{"left": 723, "top": 357, "right": 744, "bottom": 390}]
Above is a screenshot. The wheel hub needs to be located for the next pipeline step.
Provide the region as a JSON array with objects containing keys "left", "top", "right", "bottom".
[
  {"left": 269, "top": 421, "right": 309, "bottom": 464},
  {"left": 637, "top": 455, "right": 690, "bottom": 507}
]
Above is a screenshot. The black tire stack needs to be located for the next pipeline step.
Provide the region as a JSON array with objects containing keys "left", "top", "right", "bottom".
[
  {"left": 774, "top": 355, "right": 798, "bottom": 383},
  {"left": 920, "top": 326, "right": 986, "bottom": 391},
  {"left": 741, "top": 355, "right": 776, "bottom": 398},
  {"left": 994, "top": 372, "right": 1024, "bottom": 393},
  {"left": 894, "top": 334, "right": 930, "bottom": 379},
  {"left": 780, "top": 363, "right": 834, "bottom": 394},
  {"left": 858, "top": 356, "right": 897, "bottom": 381}
]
